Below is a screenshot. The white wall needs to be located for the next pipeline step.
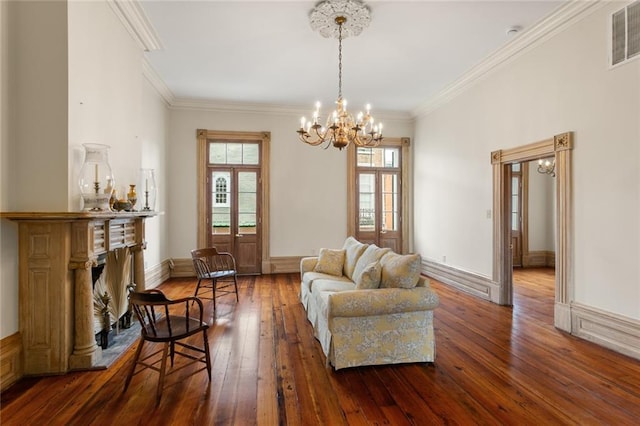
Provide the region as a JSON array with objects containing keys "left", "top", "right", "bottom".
[
  {"left": 1, "top": 0, "right": 70, "bottom": 340},
  {"left": 67, "top": 0, "right": 169, "bottom": 269},
  {"left": 0, "top": 0, "right": 169, "bottom": 340},
  {"left": 167, "top": 108, "right": 413, "bottom": 260},
  {"left": 414, "top": 2, "right": 640, "bottom": 319}
]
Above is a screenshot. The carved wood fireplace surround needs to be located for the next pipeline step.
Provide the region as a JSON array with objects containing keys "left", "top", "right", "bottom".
[{"left": 2, "top": 212, "right": 155, "bottom": 375}]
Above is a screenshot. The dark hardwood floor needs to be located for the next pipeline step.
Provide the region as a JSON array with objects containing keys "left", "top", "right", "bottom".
[{"left": 2, "top": 268, "right": 640, "bottom": 425}]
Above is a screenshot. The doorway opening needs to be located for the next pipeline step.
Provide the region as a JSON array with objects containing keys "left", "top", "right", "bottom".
[
  {"left": 510, "top": 160, "right": 557, "bottom": 318},
  {"left": 491, "top": 132, "right": 573, "bottom": 332}
]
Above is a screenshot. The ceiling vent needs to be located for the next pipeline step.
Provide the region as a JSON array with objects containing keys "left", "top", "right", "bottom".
[{"left": 611, "top": 0, "right": 640, "bottom": 67}]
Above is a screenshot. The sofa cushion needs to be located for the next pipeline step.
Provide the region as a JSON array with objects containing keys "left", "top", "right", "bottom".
[
  {"left": 352, "top": 244, "right": 390, "bottom": 284},
  {"left": 314, "top": 248, "right": 345, "bottom": 276},
  {"left": 303, "top": 271, "right": 352, "bottom": 290},
  {"left": 342, "top": 237, "right": 368, "bottom": 280},
  {"left": 312, "top": 280, "right": 356, "bottom": 318},
  {"left": 354, "top": 261, "right": 382, "bottom": 289},
  {"left": 301, "top": 272, "right": 352, "bottom": 311},
  {"left": 379, "top": 252, "right": 421, "bottom": 289}
]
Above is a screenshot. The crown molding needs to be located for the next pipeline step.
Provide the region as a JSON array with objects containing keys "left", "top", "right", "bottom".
[
  {"left": 107, "top": 0, "right": 162, "bottom": 52},
  {"left": 170, "top": 98, "right": 309, "bottom": 115},
  {"left": 142, "top": 58, "right": 174, "bottom": 106},
  {"left": 411, "top": 0, "right": 606, "bottom": 118},
  {"left": 169, "top": 97, "right": 413, "bottom": 121}
]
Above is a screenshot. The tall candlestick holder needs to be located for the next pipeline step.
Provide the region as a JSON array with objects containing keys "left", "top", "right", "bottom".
[
  {"left": 139, "top": 168, "right": 157, "bottom": 212},
  {"left": 143, "top": 190, "right": 151, "bottom": 211}
]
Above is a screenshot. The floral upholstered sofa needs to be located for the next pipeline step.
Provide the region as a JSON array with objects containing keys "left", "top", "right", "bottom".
[{"left": 300, "top": 237, "right": 440, "bottom": 370}]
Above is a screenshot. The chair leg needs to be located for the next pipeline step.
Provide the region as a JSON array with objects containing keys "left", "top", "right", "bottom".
[
  {"left": 212, "top": 279, "right": 217, "bottom": 312},
  {"left": 123, "top": 338, "right": 145, "bottom": 392},
  {"left": 203, "top": 329, "right": 211, "bottom": 380},
  {"left": 194, "top": 278, "right": 203, "bottom": 299},
  {"left": 170, "top": 341, "right": 175, "bottom": 366},
  {"left": 233, "top": 276, "right": 239, "bottom": 302},
  {"left": 156, "top": 342, "right": 170, "bottom": 405}
]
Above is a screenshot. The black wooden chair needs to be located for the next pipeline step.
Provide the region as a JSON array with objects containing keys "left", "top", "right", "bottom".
[
  {"left": 190, "top": 247, "right": 239, "bottom": 312},
  {"left": 123, "top": 289, "right": 211, "bottom": 405}
]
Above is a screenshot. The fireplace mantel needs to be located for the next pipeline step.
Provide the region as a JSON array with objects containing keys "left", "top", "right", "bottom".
[{"left": 2, "top": 211, "right": 156, "bottom": 375}]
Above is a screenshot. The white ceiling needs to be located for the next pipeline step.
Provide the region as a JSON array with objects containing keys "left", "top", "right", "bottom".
[{"left": 140, "top": 0, "right": 566, "bottom": 115}]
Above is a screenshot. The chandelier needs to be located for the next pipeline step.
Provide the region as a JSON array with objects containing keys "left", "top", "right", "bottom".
[
  {"left": 537, "top": 158, "right": 556, "bottom": 177},
  {"left": 297, "top": 0, "right": 383, "bottom": 150}
]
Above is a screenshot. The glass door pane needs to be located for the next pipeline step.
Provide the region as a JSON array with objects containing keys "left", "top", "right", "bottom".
[
  {"left": 511, "top": 175, "right": 519, "bottom": 231},
  {"left": 211, "top": 170, "right": 231, "bottom": 235},
  {"left": 358, "top": 173, "right": 376, "bottom": 232},
  {"left": 381, "top": 173, "right": 399, "bottom": 232},
  {"left": 237, "top": 171, "right": 257, "bottom": 235}
]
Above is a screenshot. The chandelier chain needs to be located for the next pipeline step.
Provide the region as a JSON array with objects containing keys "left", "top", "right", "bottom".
[{"left": 338, "top": 22, "right": 343, "bottom": 99}]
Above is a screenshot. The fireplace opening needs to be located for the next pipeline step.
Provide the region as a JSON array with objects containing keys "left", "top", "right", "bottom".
[{"left": 92, "top": 247, "right": 136, "bottom": 350}]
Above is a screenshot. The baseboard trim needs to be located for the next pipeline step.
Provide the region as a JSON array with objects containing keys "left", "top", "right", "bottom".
[
  {"left": 170, "top": 256, "right": 303, "bottom": 276},
  {"left": 145, "top": 260, "right": 171, "bottom": 289},
  {"left": 169, "top": 258, "right": 195, "bottom": 278},
  {"left": 523, "top": 250, "right": 555, "bottom": 268},
  {"left": 264, "top": 256, "right": 303, "bottom": 274},
  {"left": 571, "top": 302, "right": 640, "bottom": 361},
  {"left": 0, "top": 332, "right": 23, "bottom": 391},
  {"left": 421, "top": 259, "right": 499, "bottom": 302}
]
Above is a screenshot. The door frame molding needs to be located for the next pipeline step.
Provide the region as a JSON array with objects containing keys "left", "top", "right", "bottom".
[
  {"left": 347, "top": 137, "right": 411, "bottom": 254},
  {"left": 196, "top": 129, "right": 270, "bottom": 273},
  {"left": 491, "top": 131, "right": 573, "bottom": 331}
]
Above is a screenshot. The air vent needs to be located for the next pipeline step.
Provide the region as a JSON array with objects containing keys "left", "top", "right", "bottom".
[{"left": 611, "top": 0, "right": 640, "bottom": 66}]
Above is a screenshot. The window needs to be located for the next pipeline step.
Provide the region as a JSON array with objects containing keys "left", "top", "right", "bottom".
[
  {"left": 215, "top": 177, "right": 228, "bottom": 205},
  {"left": 209, "top": 142, "right": 259, "bottom": 165}
]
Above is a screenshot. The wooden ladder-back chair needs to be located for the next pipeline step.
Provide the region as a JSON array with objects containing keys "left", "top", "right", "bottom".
[
  {"left": 190, "top": 247, "right": 240, "bottom": 312},
  {"left": 123, "top": 289, "right": 211, "bottom": 405}
]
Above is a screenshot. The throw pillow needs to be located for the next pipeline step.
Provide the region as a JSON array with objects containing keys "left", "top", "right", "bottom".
[
  {"left": 354, "top": 261, "right": 382, "bottom": 289},
  {"left": 379, "top": 252, "right": 421, "bottom": 289},
  {"left": 342, "top": 236, "right": 368, "bottom": 280},
  {"left": 314, "top": 248, "right": 345, "bottom": 276},
  {"left": 352, "top": 244, "right": 391, "bottom": 283}
]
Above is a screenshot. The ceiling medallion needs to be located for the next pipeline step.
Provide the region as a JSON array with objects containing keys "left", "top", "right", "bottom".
[
  {"left": 309, "top": 0, "right": 371, "bottom": 39},
  {"left": 298, "top": 0, "right": 382, "bottom": 150}
]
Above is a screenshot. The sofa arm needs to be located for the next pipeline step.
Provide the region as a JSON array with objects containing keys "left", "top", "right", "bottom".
[
  {"left": 300, "top": 256, "right": 319, "bottom": 278},
  {"left": 328, "top": 287, "right": 439, "bottom": 318}
]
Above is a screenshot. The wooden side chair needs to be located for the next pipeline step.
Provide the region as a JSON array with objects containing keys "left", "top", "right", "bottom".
[
  {"left": 190, "top": 247, "right": 240, "bottom": 312},
  {"left": 123, "top": 289, "right": 211, "bottom": 405}
]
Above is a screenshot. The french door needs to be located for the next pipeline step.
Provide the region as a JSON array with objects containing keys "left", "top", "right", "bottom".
[
  {"left": 205, "top": 140, "right": 262, "bottom": 275},
  {"left": 209, "top": 167, "right": 260, "bottom": 274},
  {"left": 355, "top": 147, "right": 402, "bottom": 252}
]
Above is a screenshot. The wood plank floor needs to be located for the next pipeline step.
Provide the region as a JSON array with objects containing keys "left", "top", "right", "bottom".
[{"left": 2, "top": 268, "right": 640, "bottom": 425}]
